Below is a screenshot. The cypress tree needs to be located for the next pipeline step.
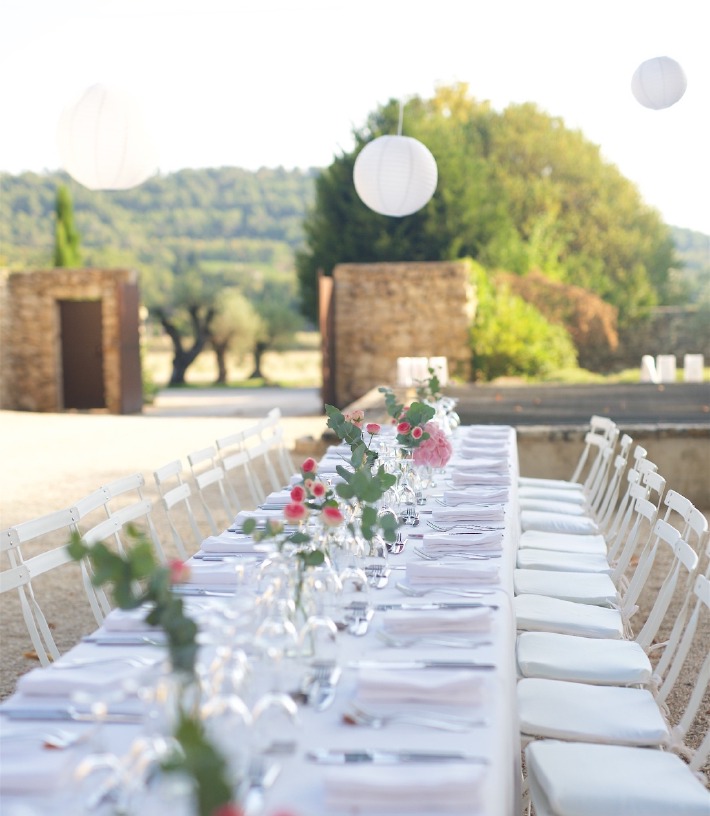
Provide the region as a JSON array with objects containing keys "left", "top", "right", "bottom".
[{"left": 54, "top": 184, "right": 81, "bottom": 267}]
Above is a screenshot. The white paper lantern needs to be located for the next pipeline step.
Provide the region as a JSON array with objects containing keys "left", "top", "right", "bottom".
[
  {"left": 57, "top": 84, "right": 158, "bottom": 190},
  {"left": 353, "top": 135, "right": 437, "bottom": 217},
  {"left": 631, "top": 56, "right": 687, "bottom": 110}
]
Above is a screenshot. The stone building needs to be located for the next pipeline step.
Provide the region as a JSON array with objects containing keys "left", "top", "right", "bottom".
[
  {"left": 0, "top": 268, "right": 143, "bottom": 414},
  {"left": 320, "top": 260, "right": 476, "bottom": 407}
]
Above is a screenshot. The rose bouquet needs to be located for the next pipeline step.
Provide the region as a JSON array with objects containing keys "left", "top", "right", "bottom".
[{"left": 413, "top": 420, "right": 453, "bottom": 469}]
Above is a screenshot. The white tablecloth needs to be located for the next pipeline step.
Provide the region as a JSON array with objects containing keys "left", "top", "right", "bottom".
[{"left": 0, "top": 425, "right": 521, "bottom": 816}]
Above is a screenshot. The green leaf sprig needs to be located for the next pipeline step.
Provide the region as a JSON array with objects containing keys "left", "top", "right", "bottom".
[{"left": 67, "top": 527, "right": 237, "bottom": 816}]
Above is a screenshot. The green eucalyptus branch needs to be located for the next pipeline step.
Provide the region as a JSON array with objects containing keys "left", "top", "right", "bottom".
[{"left": 66, "top": 528, "right": 236, "bottom": 816}]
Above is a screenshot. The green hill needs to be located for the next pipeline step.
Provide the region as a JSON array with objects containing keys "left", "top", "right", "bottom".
[{"left": 1, "top": 167, "right": 707, "bottom": 306}]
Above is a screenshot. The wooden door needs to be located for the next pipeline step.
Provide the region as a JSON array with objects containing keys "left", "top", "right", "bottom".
[{"left": 59, "top": 300, "right": 106, "bottom": 409}]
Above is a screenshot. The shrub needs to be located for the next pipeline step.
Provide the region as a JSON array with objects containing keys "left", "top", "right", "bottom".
[{"left": 470, "top": 270, "right": 578, "bottom": 381}]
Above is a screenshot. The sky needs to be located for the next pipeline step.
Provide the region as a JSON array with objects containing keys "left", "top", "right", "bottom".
[{"left": 1, "top": 0, "right": 708, "bottom": 233}]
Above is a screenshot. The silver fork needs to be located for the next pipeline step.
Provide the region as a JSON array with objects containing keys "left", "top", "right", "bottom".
[
  {"left": 427, "top": 521, "right": 501, "bottom": 532},
  {"left": 344, "top": 704, "right": 485, "bottom": 732},
  {"left": 395, "top": 581, "right": 495, "bottom": 598},
  {"left": 414, "top": 546, "right": 499, "bottom": 561}
]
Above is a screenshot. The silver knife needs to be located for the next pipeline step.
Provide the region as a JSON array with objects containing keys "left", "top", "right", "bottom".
[
  {"left": 82, "top": 634, "right": 166, "bottom": 646},
  {"left": 2, "top": 708, "right": 144, "bottom": 723},
  {"left": 306, "top": 749, "right": 488, "bottom": 764},
  {"left": 375, "top": 602, "right": 498, "bottom": 611},
  {"left": 348, "top": 660, "right": 495, "bottom": 670}
]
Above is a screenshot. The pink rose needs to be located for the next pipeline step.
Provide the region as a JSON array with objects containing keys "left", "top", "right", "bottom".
[
  {"left": 321, "top": 506, "right": 344, "bottom": 527},
  {"left": 345, "top": 409, "right": 365, "bottom": 428},
  {"left": 366, "top": 422, "right": 381, "bottom": 435},
  {"left": 411, "top": 426, "right": 423, "bottom": 440},
  {"left": 301, "top": 457, "right": 317, "bottom": 475},
  {"left": 283, "top": 502, "right": 308, "bottom": 523},
  {"left": 311, "top": 481, "right": 326, "bottom": 498},
  {"left": 290, "top": 485, "right": 306, "bottom": 503},
  {"left": 168, "top": 559, "right": 190, "bottom": 585},
  {"left": 397, "top": 421, "right": 411, "bottom": 434},
  {"left": 413, "top": 421, "right": 453, "bottom": 469}
]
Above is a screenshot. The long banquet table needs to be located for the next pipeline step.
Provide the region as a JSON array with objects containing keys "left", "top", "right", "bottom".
[{"left": 0, "top": 424, "right": 521, "bottom": 815}]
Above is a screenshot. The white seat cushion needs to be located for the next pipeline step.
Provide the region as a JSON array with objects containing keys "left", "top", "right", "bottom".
[
  {"left": 521, "top": 511, "right": 599, "bottom": 535},
  {"left": 518, "top": 529, "right": 607, "bottom": 555},
  {"left": 518, "top": 477, "right": 583, "bottom": 491},
  {"left": 517, "top": 548, "right": 611, "bottom": 574},
  {"left": 514, "top": 594, "right": 623, "bottom": 638},
  {"left": 516, "top": 632, "right": 652, "bottom": 685},
  {"left": 518, "top": 678, "right": 669, "bottom": 745},
  {"left": 519, "top": 499, "right": 588, "bottom": 516},
  {"left": 518, "top": 486, "right": 586, "bottom": 504},
  {"left": 526, "top": 740, "right": 710, "bottom": 816},
  {"left": 514, "top": 569, "right": 618, "bottom": 606}
]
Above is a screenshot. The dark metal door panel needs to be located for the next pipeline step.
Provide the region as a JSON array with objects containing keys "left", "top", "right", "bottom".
[{"left": 118, "top": 282, "right": 143, "bottom": 414}]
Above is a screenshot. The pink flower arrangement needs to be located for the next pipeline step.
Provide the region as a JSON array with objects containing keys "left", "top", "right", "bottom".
[
  {"left": 397, "top": 421, "right": 411, "bottom": 434},
  {"left": 311, "top": 481, "right": 327, "bottom": 499},
  {"left": 413, "top": 421, "right": 453, "bottom": 469},
  {"left": 366, "top": 422, "right": 381, "bottom": 435},
  {"left": 301, "top": 457, "right": 317, "bottom": 476}
]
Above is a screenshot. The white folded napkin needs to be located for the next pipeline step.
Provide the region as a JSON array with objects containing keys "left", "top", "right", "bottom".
[
  {"left": 420, "top": 531, "right": 503, "bottom": 554},
  {"left": 103, "top": 606, "right": 159, "bottom": 633},
  {"left": 450, "top": 456, "right": 509, "bottom": 472},
  {"left": 184, "top": 562, "right": 239, "bottom": 586},
  {"left": 324, "top": 764, "right": 483, "bottom": 813},
  {"left": 200, "top": 533, "right": 266, "bottom": 554},
  {"left": 232, "top": 509, "right": 285, "bottom": 529},
  {"left": 356, "top": 666, "right": 486, "bottom": 706},
  {"left": 463, "top": 425, "right": 509, "bottom": 437},
  {"left": 382, "top": 606, "right": 493, "bottom": 635},
  {"left": 431, "top": 505, "right": 505, "bottom": 523},
  {"left": 0, "top": 742, "right": 77, "bottom": 794},
  {"left": 262, "top": 489, "right": 293, "bottom": 507},
  {"left": 442, "top": 487, "right": 509, "bottom": 504},
  {"left": 15, "top": 660, "right": 144, "bottom": 697},
  {"left": 406, "top": 560, "right": 499, "bottom": 587},
  {"left": 450, "top": 470, "right": 510, "bottom": 487}
]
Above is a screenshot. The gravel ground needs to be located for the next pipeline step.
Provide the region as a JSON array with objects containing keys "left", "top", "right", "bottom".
[{"left": 1, "top": 402, "right": 707, "bottom": 779}]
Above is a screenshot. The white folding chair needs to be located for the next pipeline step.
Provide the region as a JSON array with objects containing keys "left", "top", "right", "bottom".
[
  {"left": 516, "top": 528, "right": 707, "bottom": 754},
  {"left": 215, "top": 430, "right": 265, "bottom": 510},
  {"left": 188, "top": 446, "right": 235, "bottom": 535},
  {"left": 1, "top": 508, "right": 93, "bottom": 664},
  {"left": 524, "top": 575, "right": 710, "bottom": 816},
  {"left": 261, "top": 407, "right": 296, "bottom": 483},
  {"left": 153, "top": 460, "right": 204, "bottom": 560},
  {"left": 240, "top": 417, "right": 283, "bottom": 494},
  {"left": 518, "top": 415, "right": 617, "bottom": 493}
]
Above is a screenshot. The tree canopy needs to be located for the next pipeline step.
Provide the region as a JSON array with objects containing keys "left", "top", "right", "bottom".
[{"left": 296, "top": 83, "right": 677, "bottom": 330}]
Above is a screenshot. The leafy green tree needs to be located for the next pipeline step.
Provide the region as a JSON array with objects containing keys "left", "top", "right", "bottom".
[
  {"left": 152, "top": 253, "right": 218, "bottom": 386},
  {"left": 208, "top": 288, "right": 262, "bottom": 384},
  {"left": 296, "top": 83, "right": 676, "bottom": 333},
  {"left": 248, "top": 282, "right": 303, "bottom": 380},
  {"left": 53, "top": 183, "right": 81, "bottom": 267}
]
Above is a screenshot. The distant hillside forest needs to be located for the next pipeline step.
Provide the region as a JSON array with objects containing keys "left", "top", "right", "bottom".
[{"left": 0, "top": 167, "right": 708, "bottom": 312}]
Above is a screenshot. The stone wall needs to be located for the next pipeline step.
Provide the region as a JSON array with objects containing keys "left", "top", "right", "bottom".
[
  {"left": 617, "top": 305, "right": 710, "bottom": 368},
  {"left": 1, "top": 268, "right": 140, "bottom": 414},
  {"left": 331, "top": 261, "right": 476, "bottom": 407}
]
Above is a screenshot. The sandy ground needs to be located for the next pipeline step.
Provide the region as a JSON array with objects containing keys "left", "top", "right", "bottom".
[{"left": 1, "top": 391, "right": 707, "bottom": 778}]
